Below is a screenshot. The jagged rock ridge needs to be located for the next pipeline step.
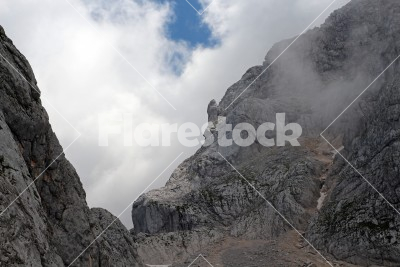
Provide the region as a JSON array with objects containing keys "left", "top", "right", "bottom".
[
  {"left": 1, "top": 0, "right": 400, "bottom": 266},
  {"left": 0, "top": 26, "right": 140, "bottom": 266},
  {"left": 131, "top": 0, "right": 400, "bottom": 266}
]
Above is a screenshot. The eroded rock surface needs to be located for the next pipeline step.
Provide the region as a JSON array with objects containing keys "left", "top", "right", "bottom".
[
  {"left": 0, "top": 26, "right": 140, "bottom": 267},
  {"left": 132, "top": 0, "right": 400, "bottom": 266},
  {"left": 2, "top": 0, "right": 400, "bottom": 266},
  {"left": 308, "top": 73, "right": 400, "bottom": 265}
]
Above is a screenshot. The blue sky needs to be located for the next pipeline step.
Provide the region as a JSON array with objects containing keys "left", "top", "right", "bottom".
[
  {"left": 1, "top": 0, "right": 351, "bottom": 227},
  {"left": 156, "top": 0, "right": 216, "bottom": 47}
]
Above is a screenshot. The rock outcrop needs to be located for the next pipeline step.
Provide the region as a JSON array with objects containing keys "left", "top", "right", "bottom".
[
  {"left": 2, "top": 0, "right": 400, "bottom": 266},
  {"left": 132, "top": 0, "right": 400, "bottom": 266},
  {"left": 308, "top": 70, "right": 400, "bottom": 265},
  {"left": 0, "top": 26, "right": 140, "bottom": 266}
]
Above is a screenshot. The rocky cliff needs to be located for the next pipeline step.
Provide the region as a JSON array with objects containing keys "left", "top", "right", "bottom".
[
  {"left": 308, "top": 61, "right": 400, "bottom": 265},
  {"left": 132, "top": 0, "right": 400, "bottom": 266},
  {"left": 1, "top": 0, "right": 400, "bottom": 266},
  {"left": 0, "top": 26, "right": 140, "bottom": 266}
]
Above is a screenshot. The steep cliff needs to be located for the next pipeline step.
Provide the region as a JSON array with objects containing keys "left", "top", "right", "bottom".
[
  {"left": 2, "top": 0, "right": 400, "bottom": 266},
  {"left": 132, "top": 0, "right": 400, "bottom": 266},
  {"left": 308, "top": 66, "right": 400, "bottom": 265},
  {"left": 0, "top": 26, "right": 140, "bottom": 266}
]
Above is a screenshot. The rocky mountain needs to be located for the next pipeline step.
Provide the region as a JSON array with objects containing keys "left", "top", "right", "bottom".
[
  {"left": 131, "top": 0, "right": 400, "bottom": 266},
  {"left": 307, "top": 57, "right": 400, "bottom": 264},
  {"left": 1, "top": 0, "right": 400, "bottom": 266},
  {"left": 0, "top": 26, "right": 140, "bottom": 266}
]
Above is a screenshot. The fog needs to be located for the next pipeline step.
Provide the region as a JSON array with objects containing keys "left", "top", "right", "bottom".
[{"left": 0, "top": 0, "right": 350, "bottom": 227}]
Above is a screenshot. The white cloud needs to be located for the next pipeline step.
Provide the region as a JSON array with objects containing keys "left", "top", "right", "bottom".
[{"left": 0, "top": 0, "right": 350, "bottom": 227}]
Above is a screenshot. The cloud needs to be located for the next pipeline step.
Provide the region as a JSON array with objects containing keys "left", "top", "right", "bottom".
[{"left": 0, "top": 0, "right": 349, "bottom": 227}]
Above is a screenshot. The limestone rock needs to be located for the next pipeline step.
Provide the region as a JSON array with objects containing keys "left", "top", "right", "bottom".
[
  {"left": 0, "top": 25, "right": 140, "bottom": 266},
  {"left": 132, "top": 0, "right": 400, "bottom": 266}
]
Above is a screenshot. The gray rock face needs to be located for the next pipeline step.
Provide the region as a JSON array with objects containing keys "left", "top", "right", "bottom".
[
  {"left": 133, "top": 227, "right": 224, "bottom": 266},
  {"left": 132, "top": 143, "right": 326, "bottom": 265},
  {"left": 0, "top": 26, "right": 140, "bottom": 266},
  {"left": 132, "top": 0, "right": 400, "bottom": 266},
  {"left": 89, "top": 208, "right": 140, "bottom": 266},
  {"left": 308, "top": 73, "right": 400, "bottom": 265},
  {"left": 132, "top": 146, "right": 322, "bottom": 235},
  {"left": 2, "top": 0, "right": 400, "bottom": 265},
  {"left": 207, "top": 99, "right": 219, "bottom": 123}
]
